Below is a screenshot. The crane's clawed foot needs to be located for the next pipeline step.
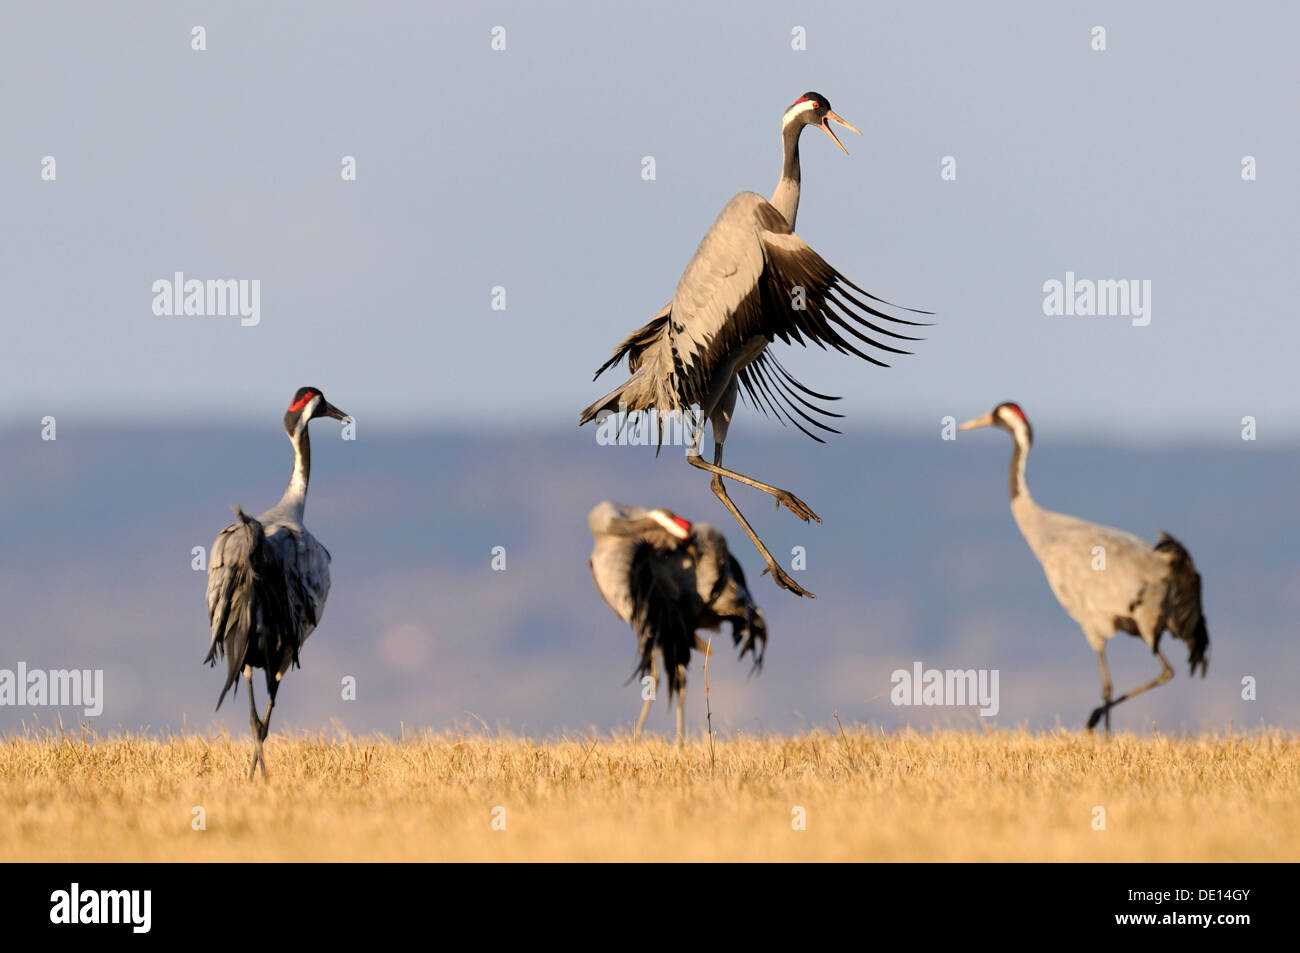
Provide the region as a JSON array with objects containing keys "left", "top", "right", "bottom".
[
  {"left": 774, "top": 490, "right": 820, "bottom": 523},
  {"left": 762, "top": 563, "right": 816, "bottom": 599},
  {"left": 248, "top": 720, "right": 271, "bottom": 780},
  {"left": 1085, "top": 705, "right": 1111, "bottom": 734}
]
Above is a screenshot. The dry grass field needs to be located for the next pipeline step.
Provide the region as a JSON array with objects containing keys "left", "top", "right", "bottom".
[{"left": 2, "top": 728, "right": 1297, "bottom": 862}]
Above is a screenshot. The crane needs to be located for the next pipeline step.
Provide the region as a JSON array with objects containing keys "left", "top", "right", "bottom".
[
  {"left": 587, "top": 501, "right": 767, "bottom": 742},
  {"left": 204, "top": 386, "right": 349, "bottom": 778},
  {"left": 580, "top": 92, "right": 929, "bottom": 599},
  {"left": 959, "top": 402, "right": 1209, "bottom": 733}
]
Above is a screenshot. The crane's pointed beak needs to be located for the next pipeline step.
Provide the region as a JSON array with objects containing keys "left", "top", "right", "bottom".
[
  {"left": 821, "top": 110, "right": 861, "bottom": 154},
  {"left": 958, "top": 412, "right": 996, "bottom": 432},
  {"left": 322, "top": 401, "right": 349, "bottom": 422}
]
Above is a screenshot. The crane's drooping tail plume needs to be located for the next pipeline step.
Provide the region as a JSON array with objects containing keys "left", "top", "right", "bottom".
[
  {"left": 203, "top": 507, "right": 294, "bottom": 710},
  {"left": 1154, "top": 532, "right": 1210, "bottom": 677},
  {"left": 711, "top": 553, "right": 768, "bottom": 670},
  {"left": 626, "top": 542, "right": 767, "bottom": 698},
  {"left": 627, "top": 544, "right": 695, "bottom": 698}
]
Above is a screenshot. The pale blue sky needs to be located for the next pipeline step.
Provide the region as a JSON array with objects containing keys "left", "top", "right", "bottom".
[{"left": 3, "top": 1, "right": 1296, "bottom": 443}]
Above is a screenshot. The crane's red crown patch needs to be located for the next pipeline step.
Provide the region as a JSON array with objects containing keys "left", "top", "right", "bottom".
[{"left": 288, "top": 391, "right": 318, "bottom": 412}]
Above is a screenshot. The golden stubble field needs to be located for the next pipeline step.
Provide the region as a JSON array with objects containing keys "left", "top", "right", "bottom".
[{"left": 2, "top": 729, "right": 1297, "bottom": 862}]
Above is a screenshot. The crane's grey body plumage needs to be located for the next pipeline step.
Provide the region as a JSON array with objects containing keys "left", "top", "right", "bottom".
[
  {"left": 204, "top": 505, "right": 331, "bottom": 707},
  {"left": 203, "top": 387, "right": 348, "bottom": 778},
  {"left": 580, "top": 192, "right": 923, "bottom": 445},
  {"left": 962, "top": 403, "right": 1209, "bottom": 733},
  {"left": 587, "top": 501, "right": 766, "bottom": 742},
  {"left": 580, "top": 93, "right": 928, "bottom": 599}
]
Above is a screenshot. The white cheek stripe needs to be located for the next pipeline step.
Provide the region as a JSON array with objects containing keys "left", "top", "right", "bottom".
[
  {"left": 782, "top": 99, "right": 819, "bottom": 127},
  {"left": 297, "top": 395, "right": 321, "bottom": 432},
  {"left": 999, "top": 410, "right": 1028, "bottom": 434},
  {"left": 649, "top": 510, "right": 689, "bottom": 539}
]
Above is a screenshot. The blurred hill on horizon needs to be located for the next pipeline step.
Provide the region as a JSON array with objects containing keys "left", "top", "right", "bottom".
[{"left": 1, "top": 423, "right": 1296, "bottom": 738}]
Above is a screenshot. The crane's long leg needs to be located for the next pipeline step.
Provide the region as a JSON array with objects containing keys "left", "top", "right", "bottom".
[
  {"left": 633, "top": 654, "right": 659, "bottom": 742},
  {"left": 1087, "top": 650, "right": 1174, "bottom": 733},
  {"left": 1094, "top": 649, "right": 1114, "bottom": 736},
  {"left": 691, "top": 442, "right": 814, "bottom": 598},
  {"left": 245, "top": 667, "right": 266, "bottom": 781},
  {"left": 675, "top": 664, "right": 687, "bottom": 745},
  {"left": 683, "top": 411, "right": 815, "bottom": 597},
  {"left": 257, "top": 682, "right": 278, "bottom": 779},
  {"left": 687, "top": 445, "right": 821, "bottom": 523}
]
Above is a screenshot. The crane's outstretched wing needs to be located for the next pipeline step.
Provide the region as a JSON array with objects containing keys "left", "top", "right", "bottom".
[
  {"left": 737, "top": 350, "right": 846, "bottom": 442},
  {"left": 582, "top": 191, "right": 928, "bottom": 441},
  {"left": 204, "top": 508, "right": 294, "bottom": 709},
  {"left": 670, "top": 192, "right": 928, "bottom": 439},
  {"left": 628, "top": 541, "right": 700, "bottom": 698}
]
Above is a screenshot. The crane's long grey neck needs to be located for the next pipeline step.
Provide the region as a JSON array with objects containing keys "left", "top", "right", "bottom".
[
  {"left": 1007, "top": 430, "right": 1048, "bottom": 554},
  {"left": 770, "top": 122, "right": 802, "bottom": 229},
  {"left": 1007, "top": 430, "right": 1035, "bottom": 506},
  {"left": 277, "top": 420, "right": 311, "bottom": 519}
]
